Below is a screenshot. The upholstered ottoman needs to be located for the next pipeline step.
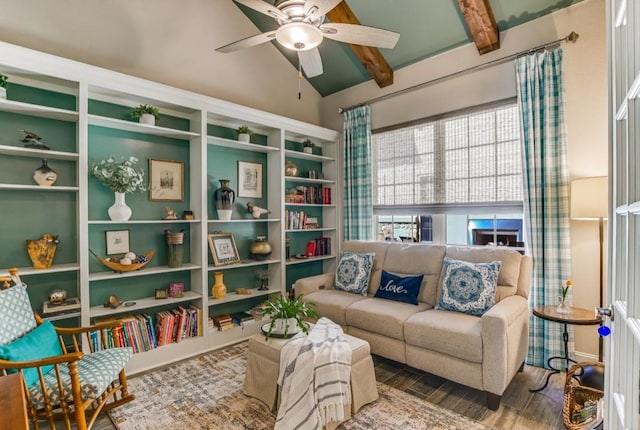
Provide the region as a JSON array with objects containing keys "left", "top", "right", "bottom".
[{"left": 243, "top": 330, "right": 378, "bottom": 425}]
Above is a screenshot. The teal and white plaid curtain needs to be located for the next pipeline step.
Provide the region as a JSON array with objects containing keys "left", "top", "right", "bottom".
[
  {"left": 343, "top": 105, "right": 374, "bottom": 240},
  {"left": 515, "top": 47, "right": 572, "bottom": 367}
]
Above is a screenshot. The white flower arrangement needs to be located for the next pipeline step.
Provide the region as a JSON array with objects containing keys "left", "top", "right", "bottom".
[{"left": 90, "top": 156, "right": 146, "bottom": 193}]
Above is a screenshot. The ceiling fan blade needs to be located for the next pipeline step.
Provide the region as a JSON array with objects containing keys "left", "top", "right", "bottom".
[
  {"left": 298, "top": 48, "right": 323, "bottom": 78},
  {"left": 319, "top": 23, "right": 400, "bottom": 49},
  {"left": 216, "top": 31, "right": 277, "bottom": 53},
  {"left": 233, "top": 0, "right": 288, "bottom": 20},
  {"left": 303, "top": 0, "right": 342, "bottom": 19}
]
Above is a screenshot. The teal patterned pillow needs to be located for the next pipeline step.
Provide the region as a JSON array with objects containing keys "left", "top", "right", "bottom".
[
  {"left": 436, "top": 258, "right": 501, "bottom": 316},
  {"left": 335, "top": 252, "right": 375, "bottom": 295}
]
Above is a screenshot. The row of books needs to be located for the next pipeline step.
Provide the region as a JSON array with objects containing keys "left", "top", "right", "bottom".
[
  {"left": 305, "top": 237, "right": 332, "bottom": 257},
  {"left": 285, "top": 186, "right": 331, "bottom": 205},
  {"left": 92, "top": 305, "right": 201, "bottom": 354},
  {"left": 285, "top": 210, "right": 320, "bottom": 230},
  {"left": 210, "top": 311, "right": 257, "bottom": 331}
]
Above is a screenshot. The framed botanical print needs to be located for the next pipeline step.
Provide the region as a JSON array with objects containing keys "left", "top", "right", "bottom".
[{"left": 105, "top": 230, "right": 130, "bottom": 255}]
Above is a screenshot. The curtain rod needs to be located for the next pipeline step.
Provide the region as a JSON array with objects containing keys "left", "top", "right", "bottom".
[{"left": 338, "top": 31, "right": 579, "bottom": 114}]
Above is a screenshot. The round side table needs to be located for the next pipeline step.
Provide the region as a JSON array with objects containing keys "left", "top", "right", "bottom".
[{"left": 529, "top": 305, "right": 601, "bottom": 393}]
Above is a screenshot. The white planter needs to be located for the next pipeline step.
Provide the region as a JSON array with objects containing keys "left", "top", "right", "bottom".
[
  {"left": 303, "top": 147, "right": 313, "bottom": 154},
  {"left": 216, "top": 209, "right": 232, "bottom": 220},
  {"left": 238, "top": 133, "right": 250, "bottom": 143},
  {"left": 272, "top": 318, "right": 300, "bottom": 336},
  {"left": 0, "top": 87, "right": 6, "bottom": 99},
  {"left": 108, "top": 192, "right": 132, "bottom": 221},
  {"left": 139, "top": 113, "right": 155, "bottom": 126}
]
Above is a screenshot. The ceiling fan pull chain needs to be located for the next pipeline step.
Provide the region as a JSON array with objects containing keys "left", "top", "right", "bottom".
[{"left": 298, "top": 61, "right": 302, "bottom": 100}]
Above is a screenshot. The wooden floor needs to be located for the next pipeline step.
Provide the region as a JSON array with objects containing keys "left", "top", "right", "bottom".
[{"left": 86, "top": 354, "right": 566, "bottom": 430}]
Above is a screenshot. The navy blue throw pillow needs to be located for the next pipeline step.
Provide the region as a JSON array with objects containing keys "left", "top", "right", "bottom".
[{"left": 374, "top": 270, "right": 423, "bottom": 305}]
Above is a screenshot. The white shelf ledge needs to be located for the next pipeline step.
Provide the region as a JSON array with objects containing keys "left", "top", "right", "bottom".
[
  {"left": 207, "top": 135, "right": 279, "bottom": 153},
  {"left": 286, "top": 255, "right": 335, "bottom": 266},
  {"left": 0, "top": 184, "right": 78, "bottom": 191},
  {"left": 207, "top": 218, "right": 280, "bottom": 223},
  {"left": 0, "top": 99, "right": 78, "bottom": 121},
  {"left": 90, "top": 290, "right": 202, "bottom": 318},
  {"left": 0, "top": 144, "right": 78, "bottom": 160},
  {"left": 206, "top": 259, "right": 280, "bottom": 271},
  {"left": 0, "top": 263, "right": 80, "bottom": 277},
  {"left": 88, "top": 219, "right": 200, "bottom": 225},
  {"left": 89, "top": 114, "right": 200, "bottom": 139},
  {"left": 285, "top": 227, "right": 336, "bottom": 233},
  {"left": 284, "top": 149, "right": 334, "bottom": 162},
  {"left": 89, "top": 263, "right": 201, "bottom": 281},
  {"left": 207, "top": 287, "right": 276, "bottom": 307}
]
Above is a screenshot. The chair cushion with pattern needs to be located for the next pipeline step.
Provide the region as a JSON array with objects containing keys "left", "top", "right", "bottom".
[
  {"left": 0, "top": 286, "right": 37, "bottom": 345},
  {"left": 28, "top": 347, "right": 133, "bottom": 410}
]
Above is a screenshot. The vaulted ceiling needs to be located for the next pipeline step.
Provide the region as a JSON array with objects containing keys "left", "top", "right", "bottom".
[{"left": 229, "top": 0, "right": 584, "bottom": 96}]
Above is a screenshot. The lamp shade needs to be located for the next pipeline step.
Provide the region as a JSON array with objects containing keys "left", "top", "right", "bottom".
[{"left": 570, "top": 176, "right": 608, "bottom": 220}]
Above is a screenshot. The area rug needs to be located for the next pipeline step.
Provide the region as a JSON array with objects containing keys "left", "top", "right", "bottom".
[{"left": 109, "top": 342, "right": 494, "bottom": 430}]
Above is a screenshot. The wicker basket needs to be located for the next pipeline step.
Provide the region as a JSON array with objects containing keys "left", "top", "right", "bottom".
[{"left": 562, "top": 362, "right": 604, "bottom": 430}]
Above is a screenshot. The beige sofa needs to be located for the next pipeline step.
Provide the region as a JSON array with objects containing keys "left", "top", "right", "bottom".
[{"left": 295, "top": 240, "right": 532, "bottom": 410}]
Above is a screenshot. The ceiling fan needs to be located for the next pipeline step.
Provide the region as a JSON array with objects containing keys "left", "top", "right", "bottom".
[{"left": 216, "top": 0, "right": 400, "bottom": 78}]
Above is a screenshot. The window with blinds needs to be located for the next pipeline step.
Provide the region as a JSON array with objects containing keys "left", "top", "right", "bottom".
[{"left": 372, "top": 101, "right": 522, "bottom": 210}]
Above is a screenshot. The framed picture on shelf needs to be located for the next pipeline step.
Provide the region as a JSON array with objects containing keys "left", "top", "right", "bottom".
[
  {"left": 237, "top": 161, "right": 262, "bottom": 198},
  {"left": 105, "top": 230, "right": 130, "bottom": 255},
  {"left": 149, "top": 159, "right": 184, "bottom": 202},
  {"left": 168, "top": 282, "right": 185, "bottom": 298},
  {"left": 208, "top": 233, "right": 240, "bottom": 266}
]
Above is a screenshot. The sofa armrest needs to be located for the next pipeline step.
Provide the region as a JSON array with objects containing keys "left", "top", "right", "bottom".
[
  {"left": 481, "top": 295, "right": 530, "bottom": 395},
  {"left": 294, "top": 273, "right": 335, "bottom": 297}
]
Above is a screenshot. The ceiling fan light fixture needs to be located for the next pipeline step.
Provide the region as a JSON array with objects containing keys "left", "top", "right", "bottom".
[{"left": 276, "top": 22, "right": 323, "bottom": 51}]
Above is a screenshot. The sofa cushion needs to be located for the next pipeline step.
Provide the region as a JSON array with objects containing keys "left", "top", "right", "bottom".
[
  {"left": 335, "top": 251, "right": 375, "bottom": 295},
  {"left": 343, "top": 241, "right": 391, "bottom": 296},
  {"left": 374, "top": 270, "right": 423, "bottom": 305},
  {"left": 405, "top": 309, "right": 483, "bottom": 363},
  {"left": 436, "top": 258, "right": 501, "bottom": 316},
  {"left": 346, "top": 298, "right": 430, "bottom": 340},
  {"left": 381, "top": 243, "right": 446, "bottom": 305},
  {"left": 444, "top": 246, "right": 523, "bottom": 302},
  {"left": 302, "top": 290, "right": 368, "bottom": 326}
]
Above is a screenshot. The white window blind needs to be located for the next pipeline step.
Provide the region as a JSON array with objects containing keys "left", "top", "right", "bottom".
[{"left": 373, "top": 102, "right": 522, "bottom": 210}]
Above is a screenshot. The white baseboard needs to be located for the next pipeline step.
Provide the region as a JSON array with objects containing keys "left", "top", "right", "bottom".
[{"left": 575, "top": 350, "right": 599, "bottom": 363}]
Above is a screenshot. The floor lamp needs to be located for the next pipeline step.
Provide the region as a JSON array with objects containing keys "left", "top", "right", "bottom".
[{"left": 570, "top": 176, "right": 608, "bottom": 361}]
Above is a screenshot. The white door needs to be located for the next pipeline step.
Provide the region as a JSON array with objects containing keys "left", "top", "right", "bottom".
[{"left": 607, "top": 0, "right": 640, "bottom": 428}]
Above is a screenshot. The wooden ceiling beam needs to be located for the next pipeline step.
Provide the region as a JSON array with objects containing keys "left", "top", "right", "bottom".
[
  {"left": 326, "top": 1, "right": 394, "bottom": 88},
  {"left": 456, "top": 0, "right": 500, "bottom": 55}
]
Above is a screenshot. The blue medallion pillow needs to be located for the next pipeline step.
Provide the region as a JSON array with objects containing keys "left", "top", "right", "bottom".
[
  {"left": 334, "top": 251, "right": 375, "bottom": 295},
  {"left": 436, "top": 258, "right": 501, "bottom": 316},
  {"left": 374, "top": 270, "right": 423, "bottom": 305}
]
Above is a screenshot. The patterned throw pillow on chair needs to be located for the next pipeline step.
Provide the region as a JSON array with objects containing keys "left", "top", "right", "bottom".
[
  {"left": 436, "top": 257, "right": 501, "bottom": 316},
  {"left": 335, "top": 251, "right": 375, "bottom": 295}
]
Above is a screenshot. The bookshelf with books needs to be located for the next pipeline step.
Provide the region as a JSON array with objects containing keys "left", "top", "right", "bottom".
[{"left": 0, "top": 40, "right": 340, "bottom": 375}]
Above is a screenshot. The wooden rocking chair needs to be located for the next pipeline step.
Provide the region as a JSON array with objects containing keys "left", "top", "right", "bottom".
[{"left": 0, "top": 269, "right": 135, "bottom": 430}]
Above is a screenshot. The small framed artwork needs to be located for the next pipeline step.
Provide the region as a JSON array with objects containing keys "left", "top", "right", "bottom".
[
  {"left": 155, "top": 288, "right": 168, "bottom": 299},
  {"left": 105, "top": 230, "right": 130, "bottom": 255},
  {"left": 168, "top": 282, "right": 185, "bottom": 298},
  {"left": 208, "top": 233, "right": 240, "bottom": 266},
  {"left": 237, "top": 161, "right": 262, "bottom": 198},
  {"left": 149, "top": 159, "right": 184, "bottom": 202}
]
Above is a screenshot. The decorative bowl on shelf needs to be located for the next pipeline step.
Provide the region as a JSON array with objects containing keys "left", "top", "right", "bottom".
[{"left": 97, "top": 250, "right": 155, "bottom": 273}]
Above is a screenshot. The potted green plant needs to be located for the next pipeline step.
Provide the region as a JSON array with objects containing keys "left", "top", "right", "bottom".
[
  {"left": 261, "top": 294, "right": 318, "bottom": 339},
  {"left": 236, "top": 125, "right": 254, "bottom": 143},
  {"left": 302, "top": 139, "right": 315, "bottom": 154},
  {"left": 131, "top": 104, "right": 160, "bottom": 126},
  {"left": 0, "top": 74, "right": 8, "bottom": 100}
]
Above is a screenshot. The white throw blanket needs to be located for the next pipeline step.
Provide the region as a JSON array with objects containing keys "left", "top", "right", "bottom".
[{"left": 274, "top": 317, "right": 352, "bottom": 430}]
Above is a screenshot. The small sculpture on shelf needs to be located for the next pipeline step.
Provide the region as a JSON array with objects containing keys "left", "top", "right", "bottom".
[
  {"left": 163, "top": 207, "right": 178, "bottom": 220},
  {"left": 246, "top": 202, "right": 270, "bottom": 219},
  {"left": 26, "top": 233, "right": 59, "bottom": 269},
  {"left": 33, "top": 159, "right": 57, "bottom": 187},
  {"left": 20, "top": 129, "right": 50, "bottom": 150},
  {"left": 103, "top": 294, "right": 123, "bottom": 309},
  {"left": 256, "top": 269, "right": 270, "bottom": 291}
]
